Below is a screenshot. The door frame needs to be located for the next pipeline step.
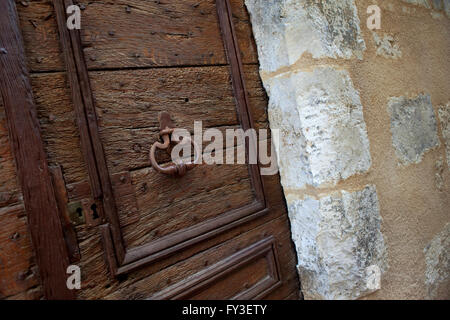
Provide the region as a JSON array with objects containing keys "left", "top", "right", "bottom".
[{"left": 0, "top": 0, "right": 75, "bottom": 300}]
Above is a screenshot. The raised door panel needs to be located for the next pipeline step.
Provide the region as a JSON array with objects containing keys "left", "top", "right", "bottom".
[{"left": 55, "top": 0, "right": 268, "bottom": 276}]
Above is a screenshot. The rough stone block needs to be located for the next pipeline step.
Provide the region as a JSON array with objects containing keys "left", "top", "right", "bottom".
[
  {"left": 288, "top": 185, "right": 387, "bottom": 300},
  {"left": 388, "top": 94, "right": 440, "bottom": 164},
  {"left": 424, "top": 223, "right": 449, "bottom": 298},
  {"left": 403, "top": 0, "right": 450, "bottom": 16},
  {"left": 445, "top": 0, "right": 450, "bottom": 17},
  {"left": 266, "top": 67, "right": 372, "bottom": 188},
  {"left": 435, "top": 156, "right": 445, "bottom": 191},
  {"left": 402, "top": 0, "right": 432, "bottom": 9},
  {"left": 245, "top": 0, "right": 366, "bottom": 72},
  {"left": 438, "top": 103, "right": 450, "bottom": 169},
  {"left": 372, "top": 32, "right": 402, "bottom": 59},
  {"left": 432, "top": 0, "right": 443, "bottom": 10}
]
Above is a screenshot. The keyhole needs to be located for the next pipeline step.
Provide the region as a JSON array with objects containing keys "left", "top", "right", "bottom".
[
  {"left": 76, "top": 207, "right": 83, "bottom": 217},
  {"left": 91, "top": 203, "right": 99, "bottom": 220}
]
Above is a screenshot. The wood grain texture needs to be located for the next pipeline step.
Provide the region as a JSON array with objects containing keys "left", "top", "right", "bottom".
[
  {"left": 0, "top": 99, "right": 22, "bottom": 208},
  {"left": 15, "top": 0, "right": 257, "bottom": 72},
  {"left": 31, "top": 72, "right": 89, "bottom": 185},
  {"left": 77, "top": 0, "right": 256, "bottom": 69},
  {"left": 0, "top": 88, "right": 41, "bottom": 300},
  {"left": 124, "top": 163, "right": 255, "bottom": 246},
  {"left": 53, "top": 1, "right": 103, "bottom": 200},
  {"left": 52, "top": 0, "right": 269, "bottom": 276},
  {"left": 49, "top": 165, "right": 81, "bottom": 263},
  {"left": 54, "top": 0, "right": 126, "bottom": 263},
  {"left": 216, "top": 0, "right": 265, "bottom": 206},
  {"left": 0, "top": 0, "right": 74, "bottom": 300},
  {"left": 104, "top": 215, "right": 295, "bottom": 299},
  {"left": 0, "top": 205, "right": 41, "bottom": 299},
  {"left": 8, "top": 0, "right": 300, "bottom": 299},
  {"left": 89, "top": 65, "right": 267, "bottom": 173},
  {"left": 73, "top": 205, "right": 292, "bottom": 299},
  {"left": 16, "top": 0, "right": 65, "bottom": 72},
  {"left": 91, "top": 66, "right": 239, "bottom": 130},
  {"left": 228, "top": 0, "right": 258, "bottom": 64},
  {"left": 148, "top": 237, "right": 281, "bottom": 300},
  {"left": 22, "top": 66, "right": 267, "bottom": 178},
  {"left": 81, "top": 0, "right": 226, "bottom": 69}
]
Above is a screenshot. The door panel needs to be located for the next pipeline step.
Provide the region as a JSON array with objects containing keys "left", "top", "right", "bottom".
[
  {"left": 105, "top": 214, "right": 293, "bottom": 300},
  {"left": 125, "top": 164, "right": 254, "bottom": 246},
  {"left": 81, "top": 0, "right": 228, "bottom": 68},
  {"left": 58, "top": 0, "right": 268, "bottom": 276},
  {"left": 16, "top": 0, "right": 258, "bottom": 73},
  {"left": 79, "top": 0, "right": 258, "bottom": 69},
  {"left": 7, "top": 0, "right": 301, "bottom": 299},
  {"left": 150, "top": 237, "right": 281, "bottom": 300},
  {"left": 90, "top": 66, "right": 240, "bottom": 173}
]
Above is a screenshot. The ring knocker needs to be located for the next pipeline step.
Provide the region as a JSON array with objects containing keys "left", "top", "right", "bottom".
[{"left": 149, "top": 112, "right": 200, "bottom": 177}]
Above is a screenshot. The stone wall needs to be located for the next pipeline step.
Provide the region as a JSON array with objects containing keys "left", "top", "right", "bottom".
[{"left": 245, "top": 0, "right": 449, "bottom": 299}]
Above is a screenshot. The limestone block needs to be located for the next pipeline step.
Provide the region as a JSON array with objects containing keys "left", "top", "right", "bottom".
[
  {"left": 388, "top": 94, "right": 440, "bottom": 164},
  {"left": 245, "top": 0, "right": 366, "bottom": 72},
  {"left": 265, "top": 67, "right": 372, "bottom": 188},
  {"left": 402, "top": 0, "right": 432, "bottom": 8},
  {"left": 435, "top": 156, "right": 445, "bottom": 190},
  {"left": 424, "top": 223, "right": 450, "bottom": 298},
  {"left": 372, "top": 32, "right": 402, "bottom": 59},
  {"left": 403, "top": 0, "right": 450, "bottom": 16},
  {"left": 445, "top": 0, "right": 450, "bottom": 17},
  {"left": 438, "top": 103, "right": 450, "bottom": 169},
  {"left": 432, "top": 0, "right": 443, "bottom": 10},
  {"left": 288, "top": 185, "right": 387, "bottom": 300}
]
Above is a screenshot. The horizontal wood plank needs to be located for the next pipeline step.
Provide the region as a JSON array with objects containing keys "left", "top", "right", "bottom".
[
  {"left": 90, "top": 66, "right": 238, "bottom": 130},
  {"left": 16, "top": 0, "right": 258, "bottom": 72},
  {"left": 124, "top": 163, "right": 254, "bottom": 246},
  {"left": 81, "top": 0, "right": 226, "bottom": 69}
]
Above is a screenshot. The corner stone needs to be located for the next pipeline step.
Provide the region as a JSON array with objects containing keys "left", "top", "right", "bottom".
[
  {"left": 245, "top": 0, "right": 366, "bottom": 72},
  {"left": 288, "top": 185, "right": 387, "bottom": 300},
  {"left": 266, "top": 67, "right": 372, "bottom": 188},
  {"left": 424, "top": 223, "right": 450, "bottom": 298}
]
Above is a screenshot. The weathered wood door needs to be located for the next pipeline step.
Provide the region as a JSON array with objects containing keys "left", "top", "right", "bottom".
[{"left": 1, "top": 0, "right": 299, "bottom": 299}]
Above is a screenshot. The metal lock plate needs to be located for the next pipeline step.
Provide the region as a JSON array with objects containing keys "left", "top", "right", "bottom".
[{"left": 67, "top": 201, "right": 85, "bottom": 226}]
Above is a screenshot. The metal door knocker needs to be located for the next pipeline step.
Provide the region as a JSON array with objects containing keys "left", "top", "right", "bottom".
[{"left": 149, "top": 112, "right": 200, "bottom": 177}]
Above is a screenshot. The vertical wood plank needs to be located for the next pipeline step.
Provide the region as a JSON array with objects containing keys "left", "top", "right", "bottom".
[
  {"left": 53, "top": 0, "right": 126, "bottom": 264},
  {"left": 216, "top": 0, "right": 265, "bottom": 205},
  {"left": 52, "top": 0, "right": 103, "bottom": 201},
  {"left": 0, "top": 0, "right": 75, "bottom": 299},
  {"left": 50, "top": 165, "right": 81, "bottom": 263}
]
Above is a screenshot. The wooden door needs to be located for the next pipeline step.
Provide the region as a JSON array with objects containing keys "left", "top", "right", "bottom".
[{"left": 1, "top": 0, "right": 300, "bottom": 300}]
